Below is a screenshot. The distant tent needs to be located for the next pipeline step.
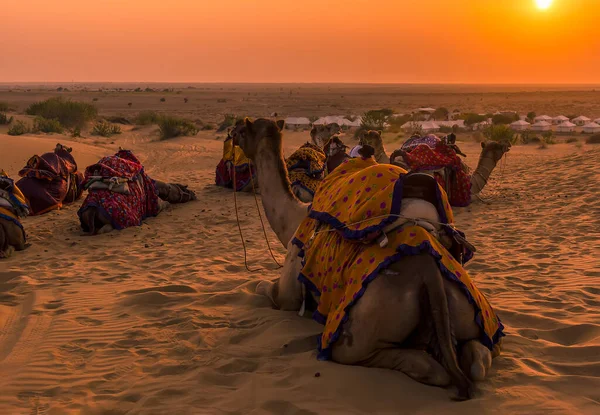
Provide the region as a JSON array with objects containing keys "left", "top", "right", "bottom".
[
  {"left": 510, "top": 120, "right": 531, "bottom": 131},
  {"left": 531, "top": 121, "right": 552, "bottom": 132},
  {"left": 552, "top": 115, "right": 569, "bottom": 125},
  {"left": 594, "top": 118, "right": 600, "bottom": 124},
  {"left": 421, "top": 121, "right": 440, "bottom": 133},
  {"left": 572, "top": 116, "right": 591, "bottom": 126},
  {"left": 582, "top": 122, "right": 600, "bottom": 134},
  {"left": 284, "top": 117, "right": 311, "bottom": 129},
  {"left": 313, "top": 115, "right": 360, "bottom": 127},
  {"left": 534, "top": 115, "right": 553, "bottom": 123},
  {"left": 556, "top": 121, "right": 576, "bottom": 133}
]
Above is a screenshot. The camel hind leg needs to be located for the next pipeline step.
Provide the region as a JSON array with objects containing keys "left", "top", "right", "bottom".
[{"left": 154, "top": 180, "right": 196, "bottom": 203}]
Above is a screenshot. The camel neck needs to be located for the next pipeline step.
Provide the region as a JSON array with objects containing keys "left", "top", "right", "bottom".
[
  {"left": 254, "top": 142, "right": 309, "bottom": 246},
  {"left": 471, "top": 155, "right": 498, "bottom": 195}
]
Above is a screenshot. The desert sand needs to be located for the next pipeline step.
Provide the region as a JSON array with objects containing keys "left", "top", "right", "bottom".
[{"left": 0, "top": 87, "right": 599, "bottom": 414}]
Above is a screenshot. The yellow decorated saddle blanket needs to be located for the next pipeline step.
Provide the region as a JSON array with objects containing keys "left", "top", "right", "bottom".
[
  {"left": 291, "top": 158, "right": 504, "bottom": 359},
  {"left": 286, "top": 143, "right": 326, "bottom": 196}
]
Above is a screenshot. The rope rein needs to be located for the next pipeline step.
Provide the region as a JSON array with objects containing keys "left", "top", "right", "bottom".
[{"left": 232, "top": 157, "right": 282, "bottom": 272}]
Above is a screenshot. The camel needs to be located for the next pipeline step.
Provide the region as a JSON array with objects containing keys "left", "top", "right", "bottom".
[
  {"left": 358, "top": 131, "right": 510, "bottom": 205},
  {"left": 323, "top": 136, "right": 350, "bottom": 174},
  {"left": 310, "top": 123, "right": 342, "bottom": 148},
  {"left": 78, "top": 149, "right": 196, "bottom": 235},
  {"left": 235, "top": 118, "right": 503, "bottom": 400},
  {"left": 0, "top": 172, "right": 29, "bottom": 258},
  {"left": 358, "top": 130, "right": 390, "bottom": 164}
]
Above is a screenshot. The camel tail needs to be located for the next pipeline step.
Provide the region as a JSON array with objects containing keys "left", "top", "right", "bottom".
[{"left": 421, "top": 257, "right": 473, "bottom": 400}]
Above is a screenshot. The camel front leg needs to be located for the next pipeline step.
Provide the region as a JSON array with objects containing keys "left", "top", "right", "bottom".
[{"left": 256, "top": 241, "right": 303, "bottom": 311}]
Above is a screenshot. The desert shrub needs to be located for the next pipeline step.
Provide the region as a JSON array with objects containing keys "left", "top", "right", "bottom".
[
  {"left": 526, "top": 111, "right": 536, "bottom": 122},
  {"left": 128, "top": 102, "right": 133, "bottom": 107},
  {"left": 387, "top": 114, "right": 412, "bottom": 133},
  {"left": 135, "top": 111, "right": 161, "bottom": 125},
  {"left": 158, "top": 116, "right": 198, "bottom": 139},
  {"left": 26, "top": 97, "right": 97, "bottom": 128},
  {"left": 92, "top": 98, "right": 99, "bottom": 102},
  {"left": 92, "top": 121, "right": 122, "bottom": 137},
  {"left": 483, "top": 124, "right": 516, "bottom": 144},
  {"left": 33, "top": 117, "right": 64, "bottom": 133},
  {"left": 217, "top": 113, "right": 240, "bottom": 132},
  {"left": 7, "top": 120, "right": 31, "bottom": 136},
  {"left": 519, "top": 131, "right": 541, "bottom": 144},
  {"left": 160, "top": 97, "right": 166, "bottom": 102},
  {"left": 184, "top": 98, "right": 188, "bottom": 103},
  {"left": 70, "top": 127, "right": 82, "bottom": 138},
  {"left": 461, "top": 113, "right": 487, "bottom": 127},
  {"left": 355, "top": 108, "right": 393, "bottom": 137},
  {"left": 541, "top": 131, "right": 556, "bottom": 144},
  {"left": 0, "top": 102, "right": 10, "bottom": 112},
  {"left": 566, "top": 137, "right": 578, "bottom": 143},
  {"left": 0, "top": 112, "right": 13, "bottom": 125},
  {"left": 438, "top": 125, "right": 453, "bottom": 133},
  {"left": 586, "top": 134, "right": 600, "bottom": 144},
  {"left": 432, "top": 107, "right": 449, "bottom": 121},
  {"left": 201, "top": 123, "right": 215, "bottom": 131},
  {"left": 492, "top": 113, "right": 519, "bottom": 125}
]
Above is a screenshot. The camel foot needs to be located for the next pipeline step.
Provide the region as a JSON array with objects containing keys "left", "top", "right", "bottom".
[
  {"left": 1, "top": 246, "right": 15, "bottom": 259},
  {"left": 361, "top": 348, "right": 452, "bottom": 387},
  {"left": 460, "top": 340, "right": 492, "bottom": 382},
  {"left": 97, "top": 224, "right": 114, "bottom": 235},
  {"left": 256, "top": 280, "right": 279, "bottom": 308}
]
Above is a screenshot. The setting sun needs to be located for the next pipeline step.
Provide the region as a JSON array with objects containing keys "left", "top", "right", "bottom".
[{"left": 535, "top": 0, "right": 553, "bottom": 9}]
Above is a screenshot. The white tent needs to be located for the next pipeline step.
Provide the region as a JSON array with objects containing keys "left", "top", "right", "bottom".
[
  {"left": 582, "top": 122, "right": 600, "bottom": 134},
  {"left": 594, "top": 118, "right": 600, "bottom": 124},
  {"left": 552, "top": 115, "right": 569, "bottom": 125},
  {"left": 556, "top": 121, "right": 576, "bottom": 133},
  {"left": 510, "top": 120, "right": 531, "bottom": 131},
  {"left": 421, "top": 121, "right": 440, "bottom": 133},
  {"left": 284, "top": 117, "right": 311, "bottom": 129},
  {"left": 531, "top": 121, "right": 552, "bottom": 132},
  {"left": 534, "top": 115, "right": 553, "bottom": 123},
  {"left": 572, "top": 116, "right": 591, "bottom": 126}
]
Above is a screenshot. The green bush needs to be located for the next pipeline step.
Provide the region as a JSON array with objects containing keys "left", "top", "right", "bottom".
[
  {"left": 158, "top": 116, "right": 199, "bottom": 140},
  {"left": 566, "top": 137, "right": 578, "bottom": 143},
  {"left": 71, "top": 127, "right": 82, "bottom": 138},
  {"left": 0, "top": 112, "right": 13, "bottom": 125},
  {"left": 438, "top": 125, "right": 453, "bottom": 133},
  {"left": 135, "top": 111, "right": 161, "bottom": 125},
  {"left": 26, "top": 97, "right": 97, "bottom": 128},
  {"left": 492, "top": 113, "right": 519, "bottom": 125},
  {"left": 92, "top": 121, "right": 122, "bottom": 137},
  {"left": 33, "top": 117, "right": 64, "bottom": 133},
  {"left": 483, "top": 124, "right": 516, "bottom": 144},
  {"left": 586, "top": 134, "right": 600, "bottom": 144},
  {"left": 520, "top": 131, "right": 541, "bottom": 144},
  {"left": 541, "top": 131, "right": 556, "bottom": 144},
  {"left": 217, "top": 113, "right": 240, "bottom": 132},
  {"left": 0, "top": 102, "right": 10, "bottom": 112},
  {"left": 7, "top": 120, "right": 31, "bottom": 136},
  {"left": 461, "top": 113, "right": 487, "bottom": 127},
  {"left": 160, "top": 97, "right": 166, "bottom": 102}
]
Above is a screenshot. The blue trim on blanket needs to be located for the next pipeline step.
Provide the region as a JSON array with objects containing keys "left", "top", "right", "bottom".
[
  {"left": 307, "top": 174, "right": 405, "bottom": 241},
  {"left": 295, "top": 238, "right": 504, "bottom": 361},
  {"left": 290, "top": 181, "right": 316, "bottom": 197}
]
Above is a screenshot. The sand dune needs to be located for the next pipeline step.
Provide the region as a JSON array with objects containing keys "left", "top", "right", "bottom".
[{"left": 0, "top": 129, "right": 598, "bottom": 414}]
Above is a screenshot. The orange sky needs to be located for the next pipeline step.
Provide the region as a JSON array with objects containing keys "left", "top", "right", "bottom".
[{"left": 2, "top": 0, "right": 599, "bottom": 83}]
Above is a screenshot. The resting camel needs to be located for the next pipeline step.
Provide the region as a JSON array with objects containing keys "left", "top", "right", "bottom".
[
  {"left": 16, "top": 143, "right": 84, "bottom": 215},
  {"left": 78, "top": 149, "right": 196, "bottom": 235},
  {"left": 235, "top": 118, "right": 504, "bottom": 400},
  {"left": 310, "top": 123, "right": 342, "bottom": 148},
  {"left": 0, "top": 172, "right": 29, "bottom": 258},
  {"left": 356, "top": 131, "right": 511, "bottom": 205}
]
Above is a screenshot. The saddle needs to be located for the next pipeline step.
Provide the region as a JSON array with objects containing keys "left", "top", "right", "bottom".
[{"left": 377, "top": 172, "right": 475, "bottom": 262}]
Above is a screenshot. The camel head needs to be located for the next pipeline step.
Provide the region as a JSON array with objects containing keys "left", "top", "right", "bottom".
[
  {"left": 480, "top": 141, "right": 511, "bottom": 164},
  {"left": 310, "top": 123, "right": 342, "bottom": 148},
  {"left": 235, "top": 118, "right": 285, "bottom": 160},
  {"left": 359, "top": 130, "right": 383, "bottom": 150},
  {"left": 323, "top": 136, "right": 348, "bottom": 157}
]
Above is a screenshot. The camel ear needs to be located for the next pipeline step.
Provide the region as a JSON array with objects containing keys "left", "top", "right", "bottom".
[
  {"left": 377, "top": 130, "right": 383, "bottom": 136},
  {"left": 276, "top": 119, "right": 285, "bottom": 131},
  {"left": 244, "top": 117, "right": 254, "bottom": 132},
  {"left": 481, "top": 141, "right": 486, "bottom": 149}
]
